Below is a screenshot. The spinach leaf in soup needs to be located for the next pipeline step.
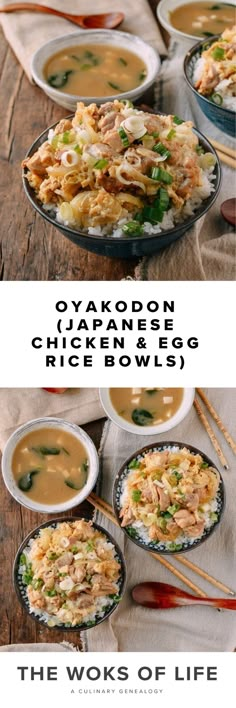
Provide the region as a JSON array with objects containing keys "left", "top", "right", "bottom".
[{"left": 132, "top": 408, "right": 154, "bottom": 426}]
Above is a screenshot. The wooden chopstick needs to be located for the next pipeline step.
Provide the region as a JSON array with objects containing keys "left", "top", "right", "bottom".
[
  {"left": 209, "top": 138, "right": 236, "bottom": 160},
  {"left": 174, "top": 554, "right": 235, "bottom": 596},
  {"left": 88, "top": 493, "right": 206, "bottom": 597},
  {"left": 194, "top": 398, "right": 229, "bottom": 470},
  {"left": 88, "top": 492, "right": 235, "bottom": 597},
  {"left": 196, "top": 388, "right": 236, "bottom": 455},
  {"left": 216, "top": 150, "right": 236, "bottom": 169}
]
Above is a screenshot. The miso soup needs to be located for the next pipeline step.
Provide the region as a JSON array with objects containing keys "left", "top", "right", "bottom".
[
  {"left": 44, "top": 44, "right": 147, "bottom": 96},
  {"left": 12, "top": 427, "right": 89, "bottom": 504},
  {"left": 170, "top": 2, "right": 235, "bottom": 37},
  {"left": 109, "top": 388, "right": 184, "bottom": 426}
]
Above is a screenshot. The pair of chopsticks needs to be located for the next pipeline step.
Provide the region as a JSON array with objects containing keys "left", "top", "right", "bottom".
[
  {"left": 209, "top": 138, "right": 236, "bottom": 169},
  {"left": 194, "top": 389, "right": 236, "bottom": 470},
  {"left": 88, "top": 491, "right": 235, "bottom": 599}
]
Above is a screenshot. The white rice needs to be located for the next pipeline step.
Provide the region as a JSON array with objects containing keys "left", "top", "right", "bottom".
[
  {"left": 193, "top": 56, "right": 236, "bottom": 111},
  {"left": 47, "top": 164, "right": 216, "bottom": 239}
]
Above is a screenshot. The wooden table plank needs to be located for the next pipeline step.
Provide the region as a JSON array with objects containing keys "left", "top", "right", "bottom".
[
  {"left": 0, "top": 1, "right": 167, "bottom": 281},
  {"left": 0, "top": 417, "right": 106, "bottom": 648}
]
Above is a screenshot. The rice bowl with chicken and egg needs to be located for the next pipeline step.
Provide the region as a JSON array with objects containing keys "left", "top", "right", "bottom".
[
  {"left": 114, "top": 445, "right": 224, "bottom": 554},
  {"left": 15, "top": 519, "right": 124, "bottom": 629},
  {"left": 23, "top": 100, "right": 218, "bottom": 239}
]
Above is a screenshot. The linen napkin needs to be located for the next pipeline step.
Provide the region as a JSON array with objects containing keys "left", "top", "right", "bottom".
[
  {"left": 0, "top": 387, "right": 104, "bottom": 450},
  {"left": 85, "top": 388, "right": 236, "bottom": 652},
  {"left": 0, "top": 0, "right": 167, "bottom": 81},
  {"left": 136, "top": 40, "right": 236, "bottom": 281}
]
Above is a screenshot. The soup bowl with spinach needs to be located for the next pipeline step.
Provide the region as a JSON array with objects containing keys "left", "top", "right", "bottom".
[
  {"left": 157, "top": 0, "right": 235, "bottom": 46},
  {"left": 31, "top": 29, "right": 160, "bottom": 110},
  {"left": 2, "top": 417, "right": 99, "bottom": 513},
  {"left": 99, "top": 388, "right": 195, "bottom": 435}
]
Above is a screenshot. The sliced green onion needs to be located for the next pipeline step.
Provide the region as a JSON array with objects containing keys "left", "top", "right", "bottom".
[
  {"left": 119, "top": 57, "right": 127, "bottom": 66},
  {"left": 93, "top": 159, "right": 109, "bottom": 170},
  {"left": 150, "top": 166, "right": 173, "bottom": 184},
  {"left": 121, "top": 99, "right": 134, "bottom": 108},
  {"left": 80, "top": 63, "right": 92, "bottom": 71},
  {"left": 132, "top": 489, "right": 142, "bottom": 502},
  {"left": 210, "top": 512, "right": 218, "bottom": 522},
  {"left": 62, "top": 131, "right": 72, "bottom": 145},
  {"left": 166, "top": 128, "right": 176, "bottom": 140},
  {"left": 151, "top": 132, "right": 159, "bottom": 138},
  {"left": 152, "top": 142, "right": 171, "bottom": 159},
  {"left": 157, "top": 188, "right": 170, "bottom": 211},
  {"left": 47, "top": 70, "right": 73, "bottom": 88},
  {"left": 142, "top": 204, "right": 164, "bottom": 223},
  {"left": 211, "top": 92, "right": 223, "bottom": 105},
  {"left": 118, "top": 126, "right": 130, "bottom": 148},
  {"left": 173, "top": 115, "right": 184, "bottom": 125},
  {"left": 196, "top": 145, "right": 204, "bottom": 155},
  {"left": 211, "top": 46, "right": 225, "bottom": 61},
  {"left": 108, "top": 81, "right": 122, "bottom": 91},
  {"left": 122, "top": 221, "right": 143, "bottom": 236},
  {"left": 167, "top": 503, "right": 180, "bottom": 516},
  {"left": 128, "top": 458, "right": 140, "bottom": 469}
]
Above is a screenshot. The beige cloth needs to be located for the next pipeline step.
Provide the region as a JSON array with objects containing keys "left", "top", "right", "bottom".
[
  {"left": 0, "top": 387, "right": 104, "bottom": 449},
  {"left": 0, "top": 643, "right": 73, "bottom": 651},
  {"left": 136, "top": 42, "right": 236, "bottom": 281},
  {"left": 86, "top": 389, "right": 236, "bottom": 652},
  {"left": 0, "top": 0, "right": 167, "bottom": 81}
]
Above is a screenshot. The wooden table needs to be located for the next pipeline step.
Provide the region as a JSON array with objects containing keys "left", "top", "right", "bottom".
[
  {"left": 0, "top": 1, "right": 167, "bottom": 282},
  {"left": 0, "top": 416, "right": 106, "bottom": 648}
]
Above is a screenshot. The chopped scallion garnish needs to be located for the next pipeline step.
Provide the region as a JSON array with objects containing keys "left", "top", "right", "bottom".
[
  {"left": 211, "top": 46, "right": 225, "bottom": 61},
  {"left": 152, "top": 142, "right": 171, "bottom": 159},
  {"left": 173, "top": 115, "right": 184, "bottom": 125},
  {"left": 93, "top": 159, "right": 109, "bottom": 170},
  {"left": 118, "top": 126, "right": 130, "bottom": 148},
  {"left": 150, "top": 166, "right": 173, "bottom": 184},
  {"left": 122, "top": 221, "right": 143, "bottom": 236}
]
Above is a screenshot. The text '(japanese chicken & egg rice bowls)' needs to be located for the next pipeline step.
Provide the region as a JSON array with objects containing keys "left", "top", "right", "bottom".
[
  {"left": 14, "top": 517, "right": 126, "bottom": 630},
  {"left": 2, "top": 417, "right": 99, "bottom": 513},
  {"left": 22, "top": 100, "right": 221, "bottom": 258},
  {"left": 113, "top": 442, "right": 224, "bottom": 554}
]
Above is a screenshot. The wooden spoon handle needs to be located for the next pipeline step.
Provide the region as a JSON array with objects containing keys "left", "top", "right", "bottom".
[{"left": 0, "top": 3, "right": 76, "bottom": 20}]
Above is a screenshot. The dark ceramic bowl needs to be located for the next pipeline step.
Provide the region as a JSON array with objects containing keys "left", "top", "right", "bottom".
[
  {"left": 184, "top": 36, "right": 236, "bottom": 138},
  {"left": 22, "top": 116, "right": 221, "bottom": 259},
  {"left": 13, "top": 516, "right": 126, "bottom": 631},
  {"left": 113, "top": 441, "right": 225, "bottom": 555}
]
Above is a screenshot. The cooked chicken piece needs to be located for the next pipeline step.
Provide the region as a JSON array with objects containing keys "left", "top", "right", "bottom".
[
  {"left": 98, "top": 101, "right": 117, "bottom": 116},
  {"left": 22, "top": 142, "right": 57, "bottom": 176},
  {"left": 70, "top": 520, "right": 95, "bottom": 541},
  {"left": 99, "top": 110, "right": 119, "bottom": 134},
  {"left": 38, "top": 176, "right": 61, "bottom": 204},
  {"left": 54, "top": 118, "right": 73, "bottom": 135},
  {"left": 184, "top": 492, "right": 199, "bottom": 512},
  {"left": 144, "top": 451, "right": 168, "bottom": 470},
  {"left": 28, "top": 587, "right": 46, "bottom": 609},
  {"left": 90, "top": 574, "right": 117, "bottom": 595},
  {"left": 57, "top": 552, "right": 74, "bottom": 568},
  {"left": 157, "top": 486, "right": 170, "bottom": 511},
  {"left": 69, "top": 564, "right": 86, "bottom": 583},
  {"left": 186, "top": 520, "right": 205, "bottom": 538},
  {"left": 75, "top": 594, "right": 95, "bottom": 609},
  {"left": 92, "top": 560, "right": 120, "bottom": 577},
  {"left": 173, "top": 509, "right": 196, "bottom": 529},
  {"left": 120, "top": 504, "right": 135, "bottom": 527}
]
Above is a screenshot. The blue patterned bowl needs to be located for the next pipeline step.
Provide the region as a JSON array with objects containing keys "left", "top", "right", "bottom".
[
  {"left": 184, "top": 36, "right": 236, "bottom": 138},
  {"left": 113, "top": 441, "right": 225, "bottom": 555},
  {"left": 13, "top": 516, "right": 126, "bottom": 631}
]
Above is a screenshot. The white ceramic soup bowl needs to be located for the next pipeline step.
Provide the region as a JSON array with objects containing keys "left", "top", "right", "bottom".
[
  {"left": 1, "top": 417, "right": 99, "bottom": 513},
  {"left": 99, "top": 388, "right": 195, "bottom": 436},
  {"left": 31, "top": 30, "right": 161, "bottom": 109},
  {"left": 157, "top": 0, "right": 235, "bottom": 48}
]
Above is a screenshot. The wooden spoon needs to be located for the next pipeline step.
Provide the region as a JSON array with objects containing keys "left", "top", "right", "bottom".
[
  {"left": 132, "top": 582, "right": 236, "bottom": 610},
  {"left": 0, "top": 3, "right": 125, "bottom": 29}
]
